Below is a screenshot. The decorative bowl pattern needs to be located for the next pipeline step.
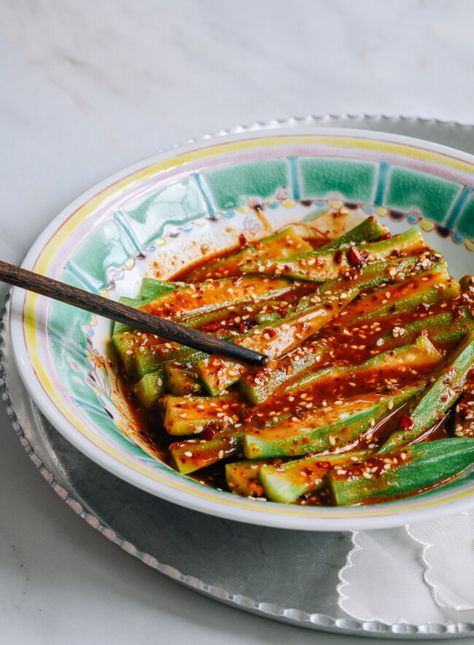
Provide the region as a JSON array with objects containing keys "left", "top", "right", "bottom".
[{"left": 10, "top": 128, "right": 474, "bottom": 530}]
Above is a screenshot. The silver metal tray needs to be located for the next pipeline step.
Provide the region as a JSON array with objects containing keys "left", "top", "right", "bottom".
[{"left": 3, "top": 115, "right": 474, "bottom": 640}]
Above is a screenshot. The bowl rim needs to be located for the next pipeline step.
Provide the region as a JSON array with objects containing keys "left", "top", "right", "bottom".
[{"left": 9, "top": 123, "right": 474, "bottom": 531}]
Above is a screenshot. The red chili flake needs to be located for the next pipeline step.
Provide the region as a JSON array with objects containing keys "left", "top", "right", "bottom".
[
  {"left": 302, "top": 437, "right": 310, "bottom": 444},
  {"left": 294, "top": 406, "right": 306, "bottom": 419},
  {"left": 451, "top": 299, "right": 464, "bottom": 322},
  {"left": 314, "top": 460, "right": 332, "bottom": 469},
  {"left": 203, "top": 322, "right": 222, "bottom": 332},
  {"left": 334, "top": 249, "right": 344, "bottom": 264},
  {"left": 263, "top": 327, "right": 278, "bottom": 338},
  {"left": 416, "top": 302, "right": 431, "bottom": 314},
  {"left": 202, "top": 423, "right": 220, "bottom": 440},
  {"left": 239, "top": 233, "right": 250, "bottom": 247},
  {"left": 347, "top": 246, "right": 364, "bottom": 267},
  {"left": 400, "top": 415, "right": 414, "bottom": 430}
]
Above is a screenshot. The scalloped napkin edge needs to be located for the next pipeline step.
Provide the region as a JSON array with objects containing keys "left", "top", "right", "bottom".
[
  {"left": 337, "top": 515, "right": 474, "bottom": 625},
  {"left": 406, "top": 512, "right": 474, "bottom": 611}
]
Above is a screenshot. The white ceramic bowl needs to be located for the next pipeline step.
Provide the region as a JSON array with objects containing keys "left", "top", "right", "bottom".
[{"left": 10, "top": 124, "right": 474, "bottom": 530}]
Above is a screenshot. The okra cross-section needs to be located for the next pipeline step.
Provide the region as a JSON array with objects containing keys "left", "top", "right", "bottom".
[
  {"left": 132, "top": 370, "right": 165, "bottom": 409},
  {"left": 163, "top": 362, "right": 202, "bottom": 396}
]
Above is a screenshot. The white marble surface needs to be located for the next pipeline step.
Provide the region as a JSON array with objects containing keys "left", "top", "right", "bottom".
[{"left": 1, "top": 0, "right": 474, "bottom": 643}]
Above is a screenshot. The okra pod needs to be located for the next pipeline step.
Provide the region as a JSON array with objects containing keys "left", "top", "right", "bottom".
[
  {"left": 289, "top": 335, "right": 441, "bottom": 394},
  {"left": 239, "top": 344, "right": 329, "bottom": 405},
  {"left": 240, "top": 267, "right": 447, "bottom": 405},
  {"left": 225, "top": 460, "right": 276, "bottom": 497},
  {"left": 188, "top": 227, "right": 312, "bottom": 281},
  {"left": 162, "top": 393, "right": 243, "bottom": 436},
  {"left": 297, "top": 255, "right": 424, "bottom": 312},
  {"left": 197, "top": 289, "right": 358, "bottom": 395},
  {"left": 317, "top": 216, "right": 389, "bottom": 251},
  {"left": 170, "top": 429, "right": 243, "bottom": 474},
  {"left": 379, "top": 331, "right": 474, "bottom": 453},
  {"left": 184, "top": 298, "right": 284, "bottom": 331},
  {"left": 244, "top": 384, "right": 424, "bottom": 459},
  {"left": 163, "top": 362, "right": 202, "bottom": 396},
  {"left": 454, "top": 368, "right": 474, "bottom": 437},
  {"left": 139, "top": 278, "right": 177, "bottom": 301},
  {"left": 260, "top": 450, "right": 369, "bottom": 503},
  {"left": 375, "top": 308, "right": 474, "bottom": 351},
  {"left": 242, "top": 228, "right": 425, "bottom": 282},
  {"left": 330, "top": 438, "right": 474, "bottom": 505},
  {"left": 239, "top": 292, "right": 438, "bottom": 405},
  {"left": 335, "top": 264, "right": 457, "bottom": 327},
  {"left": 141, "top": 276, "right": 294, "bottom": 320}
]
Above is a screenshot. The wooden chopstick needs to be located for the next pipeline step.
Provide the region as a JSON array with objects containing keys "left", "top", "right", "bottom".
[{"left": 0, "top": 260, "right": 269, "bottom": 367}]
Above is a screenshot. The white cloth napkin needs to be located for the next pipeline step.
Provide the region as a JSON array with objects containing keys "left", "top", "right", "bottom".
[
  {"left": 407, "top": 513, "right": 474, "bottom": 612},
  {"left": 337, "top": 512, "right": 474, "bottom": 625}
]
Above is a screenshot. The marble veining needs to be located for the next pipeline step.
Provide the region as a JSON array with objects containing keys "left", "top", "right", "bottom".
[{"left": 1, "top": 1, "right": 474, "bottom": 643}]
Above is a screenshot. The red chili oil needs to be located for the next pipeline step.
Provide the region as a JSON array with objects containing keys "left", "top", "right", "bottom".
[{"left": 117, "top": 223, "right": 466, "bottom": 504}]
